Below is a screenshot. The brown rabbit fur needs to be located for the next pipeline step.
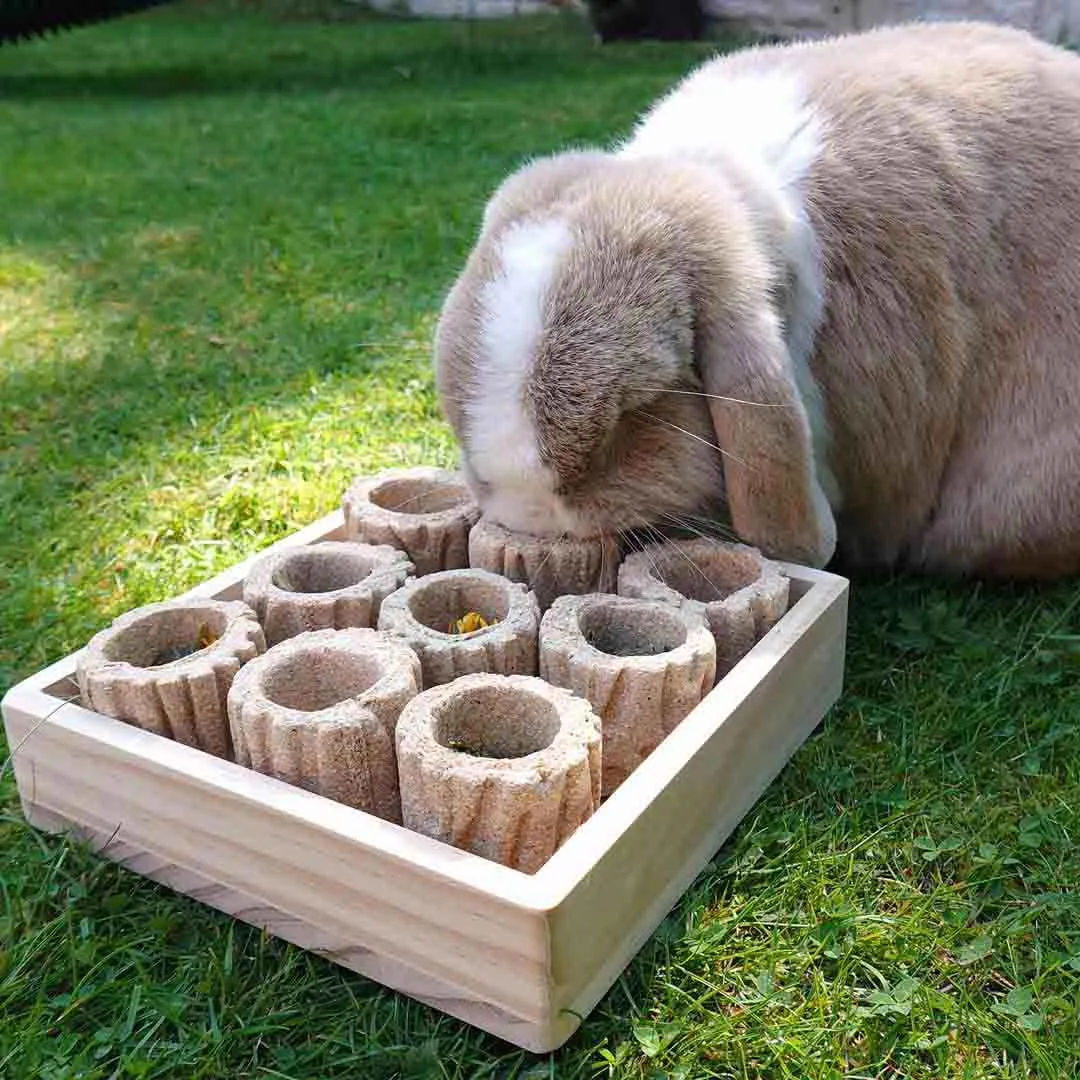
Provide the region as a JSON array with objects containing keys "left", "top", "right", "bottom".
[{"left": 434, "top": 20, "right": 1080, "bottom": 579}]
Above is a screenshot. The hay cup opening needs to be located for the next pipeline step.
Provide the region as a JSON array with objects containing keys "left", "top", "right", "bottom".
[
  {"left": 541, "top": 594, "right": 716, "bottom": 795},
  {"left": 395, "top": 673, "right": 602, "bottom": 873},
  {"left": 343, "top": 466, "right": 480, "bottom": 575},
  {"left": 243, "top": 541, "right": 412, "bottom": 646},
  {"left": 226, "top": 627, "right": 422, "bottom": 821},
  {"left": 377, "top": 568, "right": 540, "bottom": 686},
  {"left": 430, "top": 681, "right": 561, "bottom": 759},
  {"left": 618, "top": 538, "right": 790, "bottom": 676}
]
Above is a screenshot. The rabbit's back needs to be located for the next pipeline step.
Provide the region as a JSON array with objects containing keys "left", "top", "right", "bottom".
[
  {"left": 806, "top": 24, "right": 1080, "bottom": 573},
  {"left": 627, "top": 21, "right": 1080, "bottom": 574}
]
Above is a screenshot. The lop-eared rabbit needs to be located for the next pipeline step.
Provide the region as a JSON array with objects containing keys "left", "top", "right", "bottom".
[{"left": 434, "top": 21, "right": 1080, "bottom": 579}]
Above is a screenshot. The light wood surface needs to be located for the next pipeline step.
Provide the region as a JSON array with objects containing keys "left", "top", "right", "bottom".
[
  {"left": 540, "top": 570, "right": 848, "bottom": 1027},
  {"left": 2, "top": 510, "right": 849, "bottom": 1053},
  {"left": 20, "top": 804, "right": 552, "bottom": 1049}
]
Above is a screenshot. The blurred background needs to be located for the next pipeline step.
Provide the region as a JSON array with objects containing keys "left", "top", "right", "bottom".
[
  {"left": 3, "top": 0, "right": 1078, "bottom": 47},
  {"left": 2, "top": 2, "right": 1078, "bottom": 1079}
]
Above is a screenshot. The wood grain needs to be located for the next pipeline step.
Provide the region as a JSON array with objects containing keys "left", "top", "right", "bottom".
[
  {"left": 2, "top": 511, "right": 849, "bottom": 1053},
  {"left": 540, "top": 571, "right": 848, "bottom": 1022},
  {"left": 21, "top": 805, "right": 555, "bottom": 1050}
]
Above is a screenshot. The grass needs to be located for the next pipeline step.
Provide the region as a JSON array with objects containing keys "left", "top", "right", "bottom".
[{"left": 0, "top": 3, "right": 1078, "bottom": 1077}]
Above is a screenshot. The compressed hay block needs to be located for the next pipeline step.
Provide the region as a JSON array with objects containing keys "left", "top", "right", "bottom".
[
  {"left": 342, "top": 466, "right": 480, "bottom": 576},
  {"left": 540, "top": 594, "right": 716, "bottom": 796},
  {"left": 226, "top": 627, "right": 421, "bottom": 821},
  {"left": 242, "top": 540, "right": 413, "bottom": 646},
  {"left": 396, "top": 673, "right": 602, "bottom": 873},
  {"left": 467, "top": 516, "right": 619, "bottom": 611},
  {"left": 76, "top": 598, "right": 265, "bottom": 760},
  {"left": 377, "top": 567, "right": 540, "bottom": 687},
  {"left": 618, "top": 538, "right": 789, "bottom": 676}
]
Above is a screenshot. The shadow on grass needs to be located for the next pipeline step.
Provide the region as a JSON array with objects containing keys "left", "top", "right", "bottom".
[{"left": 0, "top": 9, "right": 709, "bottom": 619}]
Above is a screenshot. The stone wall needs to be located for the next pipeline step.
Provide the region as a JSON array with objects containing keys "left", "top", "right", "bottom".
[
  {"left": 365, "top": 0, "right": 1080, "bottom": 43},
  {"left": 364, "top": 0, "right": 560, "bottom": 16},
  {"left": 702, "top": 0, "right": 1080, "bottom": 43}
]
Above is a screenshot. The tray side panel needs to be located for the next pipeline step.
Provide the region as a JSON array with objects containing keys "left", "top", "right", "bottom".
[
  {"left": 546, "top": 579, "right": 848, "bottom": 1022},
  {"left": 16, "top": 805, "right": 564, "bottom": 1052},
  {"left": 1, "top": 691, "right": 558, "bottom": 1040},
  {"left": 0, "top": 508, "right": 849, "bottom": 1056}
]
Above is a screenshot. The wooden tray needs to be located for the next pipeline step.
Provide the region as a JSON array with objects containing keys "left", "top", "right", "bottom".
[{"left": 1, "top": 510, "right": 849, "bottom": 1053}]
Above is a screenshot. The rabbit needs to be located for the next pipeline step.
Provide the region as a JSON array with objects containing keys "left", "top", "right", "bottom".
[{"left": 433, "top": 20, "right": 1080, "bottom": 579}]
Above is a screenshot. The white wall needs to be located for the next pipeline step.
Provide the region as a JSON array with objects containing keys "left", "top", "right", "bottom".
[
  {"left": 702, "top": 0, "right": 1080, "bottom": 42},
  {"left": 365, "top": 0, "right": 1079, "bottom": 42},
  {"left": 364, "top": 0, "right": 560, "bottom": 16}
]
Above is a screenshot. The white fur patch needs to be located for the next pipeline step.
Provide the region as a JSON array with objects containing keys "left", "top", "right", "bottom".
[
  {"left": 618, "top": 64, "right": 842, "bottom": 512},
  {"left": 617, "top": 68, "right": 820, "bottom": 197},
  {"left": 465, "top": 217, "right": 581, "bottom": 534}
]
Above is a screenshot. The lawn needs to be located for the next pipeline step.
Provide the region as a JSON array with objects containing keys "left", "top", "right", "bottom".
[{"left": 1, "top": 3, "right": 1078, "bottom": 1077}]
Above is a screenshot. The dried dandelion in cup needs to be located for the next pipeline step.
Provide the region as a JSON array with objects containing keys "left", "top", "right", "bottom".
[
  {"left": 76, "top": 598, "right": 266, "bottom": 759},
  {"left": 377, "top": 568, "right": 539, "bottom": 686},
  {"left": 448, "top": 610, "right": 495, "bottom": 634}
]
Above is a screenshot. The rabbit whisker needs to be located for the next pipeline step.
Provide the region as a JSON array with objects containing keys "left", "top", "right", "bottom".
[
  {"left": 638, "top": 516, "right": 729, "bottom": 600},
  {"left": 365, "top": 487, "right": 451, "bottom": 515},
  {"left": 624, "top": 517, "right": 665, "bottom": 585},
  {"left": 658, "top": 509, "right": 740, "bottom": 545},
  {"left": 528, "top": 530, "right": 567, "bottom": 584},
  {"left": 597, "top": 528, "right": 609, "bottom": 595},
  {"left": 637, "top": 411, "right": 756, "bottom": 472},
  {"left": 635, "top": 386, "right": 794, "bottom": 409}
]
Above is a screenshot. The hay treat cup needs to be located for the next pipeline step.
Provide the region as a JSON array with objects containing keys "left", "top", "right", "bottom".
[
  {"left": 227, "top": 627, "right": 421, "bottom": 821},
  {"left": 395, "top": 673, "right": 602, "bottom": 874},
  {"left": 467, "top": 516, "right": 620, "bottom": 612},
  {"left": 377, "top": 568, "right": 540, "bottom": 687},
  {"left": 242, "top": 540, "right": 412, "bottom": 646},
  {"left": 76, "top": 598, "right": 265, "bottom": 760},
  {"left": 618, "top": 538, "right": 789, "bottom": 676},
  {"left": 342, "top": 466, "right": 480, "bottom": 576},
  {"left": 540, "top": 594, "right": 716, "bottom": 796}
]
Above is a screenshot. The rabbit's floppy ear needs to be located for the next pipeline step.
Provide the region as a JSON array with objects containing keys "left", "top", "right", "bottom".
[
  {"left": 697, "top": 303, "right": 837, "bottom": 568},
  {"left": 480, "top": 150, "right": 611, "bottom": 235}
]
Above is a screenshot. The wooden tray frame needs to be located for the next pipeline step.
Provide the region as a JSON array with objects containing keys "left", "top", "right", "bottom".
[{"left": 2, "top": 510, "right": 849, "bottom": 1053}]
